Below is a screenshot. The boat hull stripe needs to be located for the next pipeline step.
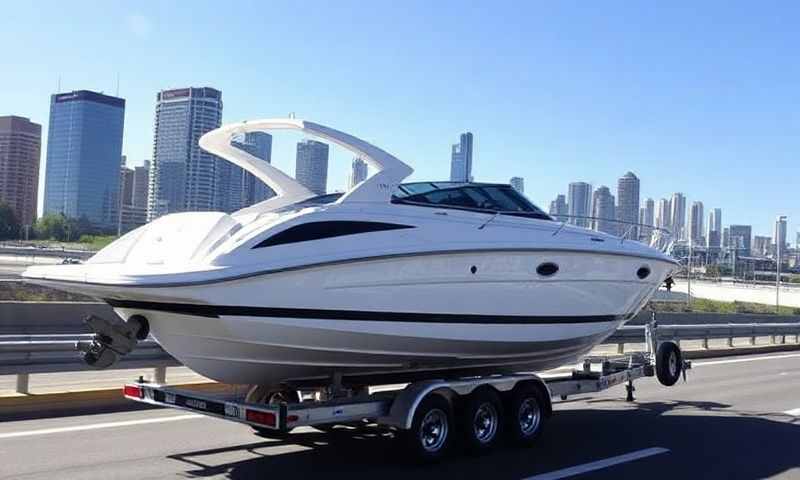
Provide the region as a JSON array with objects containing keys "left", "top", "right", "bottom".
[{"left": 106, "top": 300, "right": 627, "bottom": 324}]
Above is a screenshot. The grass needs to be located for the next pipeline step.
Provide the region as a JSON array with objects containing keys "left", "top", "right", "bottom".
[
  {"left": 652, "top": 298, "right": 800, "bottom": 316},
  {"left": 0, "top": 282, "right": 94, "bottom": 302},
  {"left": 77, "top": 235, "right": 116, "bottom": 251}
]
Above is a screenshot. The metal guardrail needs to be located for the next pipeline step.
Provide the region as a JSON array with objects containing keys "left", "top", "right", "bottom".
[
  {"left": 3, "top": 321, "right": 800, "bottom": 394},
  {"left": 606, "top": 323, "right": 800, "bottom": 353}
]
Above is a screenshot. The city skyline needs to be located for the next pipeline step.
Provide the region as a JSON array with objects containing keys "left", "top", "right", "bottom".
[
  {"left": 3, "top": 3, "right": 798, "bottom": 238},
  {"left": 4, "top": 83, "right": 792, "bottom": 243}
]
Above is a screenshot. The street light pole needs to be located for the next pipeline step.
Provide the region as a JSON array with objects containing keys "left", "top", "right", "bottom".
[
  {"left": 687, "top": 238, "right": 693, "bottom": 309},
  {"left": 776, "top": 239, "right": 782, "bottom": 314}
]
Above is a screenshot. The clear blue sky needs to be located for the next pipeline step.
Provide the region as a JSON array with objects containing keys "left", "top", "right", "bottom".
[{"left": 2, "top": 1, "right": 797, "bottom": 238}]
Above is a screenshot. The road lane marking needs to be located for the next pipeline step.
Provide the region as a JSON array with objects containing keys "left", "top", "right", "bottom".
[
  {"left": 0, "top": 414, "right": 201, "bottom": 440},
  {"left": 783, "top": 408, "right": 800, "bottom": 417},
  {"left": 522, "top": 447, "right": 669, "bottom": 480},
  {"left": 693, "top": 353, "right": 800, "bottom": 367}
]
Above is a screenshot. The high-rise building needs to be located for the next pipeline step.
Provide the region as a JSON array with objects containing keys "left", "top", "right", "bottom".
[
  {"left": 549, "top": 194, "right": 568, "bottom": 222},
  {"left": 655, "top": 198, "right": 671, "bottom": 230},
  {"left": 567, "top": 182, "right": 592, "bottom": 228},
  {"left": 510, "top": 177, "right": 524, "bottom": 193},
  {"left": 148, "top": 87, "right": 223, "bottom": 221},
  {"left": 0, "top": 116, "right": 41, "bottom": 229},
  {"left": 688, "top": 201, "right": 704, "bottom": 245},
  {"left": 707, "top": 208, "right": 722, "bottom": 249},
  {"left": 669, "top": 193, "right": 686, "bottom": 240},
  {"left": 232, "top": 131, "right": 273, "bottom": 207},
  {"left": 639, "top": 198, "right": 655, "bottom": 242},
  {"left": 296, "top": 140, "right": 329, "bottom": 195},
  {"left": 120, "top": 165, "right": 135, "bottom": 206},
  {"left": 616, "top": 172, "right": 639, "bottom": 237},
  {"left": 348, "top": 158, "right": 368, "bottom": 189},
  {"left": 729, "top": 225, "right": 752, "bottom": 255},
  {"left": 591, "top": 186, "right": 616, "bottom": 235},
  {"left": 753, "top": 236, "right": 772, "bottom": 257},
  {"left": 44, "top": 90, "right": 125, "bottom": 229},
  {"left": 132, "top": 161, "right": 149, "bottom": 209},
  {"left": 449, "top": 132, "right": 473, "bottom": 182},
  {"left": 774, "top": 215, "right": 788, "bottom": 259}
]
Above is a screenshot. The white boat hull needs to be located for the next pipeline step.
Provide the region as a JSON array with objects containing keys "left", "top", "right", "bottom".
[{"left": 93, "top": 250, "right": 673, "bottom": 386}]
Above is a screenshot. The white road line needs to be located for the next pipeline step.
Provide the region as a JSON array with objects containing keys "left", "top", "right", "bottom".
[
  {"left": 0, "top": 414, "right": 201, "bottom": 440},
  {"left": 693, "top": 353, "right": 800, "bottom": 367},
  {"left": 783, "top": 408, "right": 800, "bottom": 417},
  {"left": 522, "top": 447, "right": 670, "bottom": 480}
]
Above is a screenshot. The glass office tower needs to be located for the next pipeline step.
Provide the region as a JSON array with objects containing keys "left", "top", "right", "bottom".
[{"left": 43, "top": 90, "right": 125, "bottom": 230}]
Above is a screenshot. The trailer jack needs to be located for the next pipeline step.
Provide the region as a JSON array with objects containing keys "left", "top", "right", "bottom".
[{"left": 76, "top": 315, "right": 149, "bottom": 369}]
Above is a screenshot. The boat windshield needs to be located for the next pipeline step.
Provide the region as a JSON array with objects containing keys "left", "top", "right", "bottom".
[
  {"left": 393, "top": 182, "right": 552, "bottom": 220},
  {"left": 271, "top": 182, "right": 552, "bottom": 221}
]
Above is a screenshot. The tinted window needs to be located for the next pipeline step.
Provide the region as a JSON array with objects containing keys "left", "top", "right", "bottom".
[{"left": 253, "top": 221, "right": 414, "bottom": 248}]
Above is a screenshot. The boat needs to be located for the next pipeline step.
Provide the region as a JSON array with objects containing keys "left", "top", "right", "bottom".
[{"left": 23, "top": 119, "right": 678, "bottom": 388}]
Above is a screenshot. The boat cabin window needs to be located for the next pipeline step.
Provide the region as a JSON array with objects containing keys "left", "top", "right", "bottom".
[{"left": 393, "top": 182, "right": 552, "bottom": 220}]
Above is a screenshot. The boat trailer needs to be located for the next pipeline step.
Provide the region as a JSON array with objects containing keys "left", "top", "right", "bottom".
[{"left": 122, "top": 319, "right": 690, "bottom": 462}]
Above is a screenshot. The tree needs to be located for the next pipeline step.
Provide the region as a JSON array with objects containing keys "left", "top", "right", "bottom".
[
  {"left": 0, "top": 203, "right": 21, "bottom": 240},
  {"left": 33, "top": 213, "right": 68, "bottom": 241}
]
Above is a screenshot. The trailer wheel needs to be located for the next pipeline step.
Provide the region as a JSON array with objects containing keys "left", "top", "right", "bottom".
[
  {"left": 403, "top": 394, "right": 453, "bottom": 463},
  {"left": 460, "top": 388, "right": 504, "bottom": 455},
  {"left": 246, "top": 385, "right": 300, "bottom": 438},
  {"left": 656, "top": 341, "right": 682, "bottom": 386},
  {"left": 507, "top": 386, "right": 545, "bottom": 446}
]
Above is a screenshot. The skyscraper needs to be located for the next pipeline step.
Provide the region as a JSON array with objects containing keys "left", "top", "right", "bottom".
[
  {"left": 591, "top": 186, "right": 616, "bottom": 235},
  {"left": 774, "top": 215, "right": 787, "bottom": 258},
  {"left": 296, "top": 140, "right": 329, "bottom": 195},
  {"left": 0, "top": 116, "right": 41, "bottom": 229},
  {"left": 688, "top": 201, "right": 704, "bottom": 245},
  {"left": 567, "top": 182, "right": 592, "bottom": 228},
  {"left": 549, "top": 194, "right": 568, "bottom": 222},
  {"left": 669, "top": 193, "right": 686, "bottom": 240},
  {"left": 707, "top": 208, "right": 722, "bottom": 249},
  {"left": 655, "top": 198, "right": 671, "bottom": 230},
  {"left": 132, "top": 161, "right": 149, "bottom": 209},
  {"left": 753, "top": 236, "right": 772, "bottom": 257},
  {"left": 509, "top": 177, "right": 524, "bottom": 193},
  {"left": 148, "top": 87, "right": 223, "bottom": 221},
  {"left": 232, "top": 131, "right": 273, "bottom": 207},
  {"left": 44, "top": 90, "right": 125, "bottom": 229},
  {"left": 118, "top": 157, "right": 146, "bottom": 234},
  {"left": 639, "top": 198, "right": 655, "bottom": 242},
  {"left": 120, "top": 165, "right": 135, "bottom": 206},
  {"left": 616, "top": 172, "right": 640, "bottom": 237},
  {"left": 348, "top": 157, "right": 368, "bottom": 189},
  {"left": 729, "top": 225, "right": 752, "bottom": 255},
  {"left": 449, "top": 132, "right": 473, "bottom": 182}
]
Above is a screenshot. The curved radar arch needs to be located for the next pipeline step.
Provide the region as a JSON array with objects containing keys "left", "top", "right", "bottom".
[{"left": 198, "top": 118, "right": 414, "bottom": 215}]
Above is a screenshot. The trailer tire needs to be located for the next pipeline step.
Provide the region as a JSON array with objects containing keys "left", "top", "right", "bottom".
[
  {"left": 460, "top": 388, "right": 504, "bottom": 455},
  {"left": 506, "top": 385, "right": 545, "bottom": 447},
  {"left": 402, "top": 394, "right": 453, "bottom": 463},
  {"left": 246, "top": 385, "right": 300, "bottom": 437},
  {"left": 656, "top": 341, "right": 682, "bottom": 387}
]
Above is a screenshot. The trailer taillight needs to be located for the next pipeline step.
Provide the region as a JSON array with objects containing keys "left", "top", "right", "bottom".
[
  {"left": 123, "top": 384, "right": 143, "bottom": 399},
  {"left": 246, "top": 409, "right": 276, "bottom": 427}
]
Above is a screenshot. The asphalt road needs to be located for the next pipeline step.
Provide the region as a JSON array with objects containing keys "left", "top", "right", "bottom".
[{"left": 1, "top": 352, "right": 799, "bottom": 480}]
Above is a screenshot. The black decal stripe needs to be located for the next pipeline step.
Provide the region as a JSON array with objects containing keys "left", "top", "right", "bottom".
[{"left": 106, "top": 299, "right": 625, "bottom": 324}]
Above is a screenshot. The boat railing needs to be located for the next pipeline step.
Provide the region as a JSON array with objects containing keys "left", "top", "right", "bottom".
[{"left": 550, "top": 214, "right": 674, "bottom": 254}]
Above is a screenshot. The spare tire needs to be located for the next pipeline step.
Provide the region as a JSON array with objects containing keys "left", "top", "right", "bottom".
[{"left": 655, "top": 341, "right": 682, "bottom": 386}]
